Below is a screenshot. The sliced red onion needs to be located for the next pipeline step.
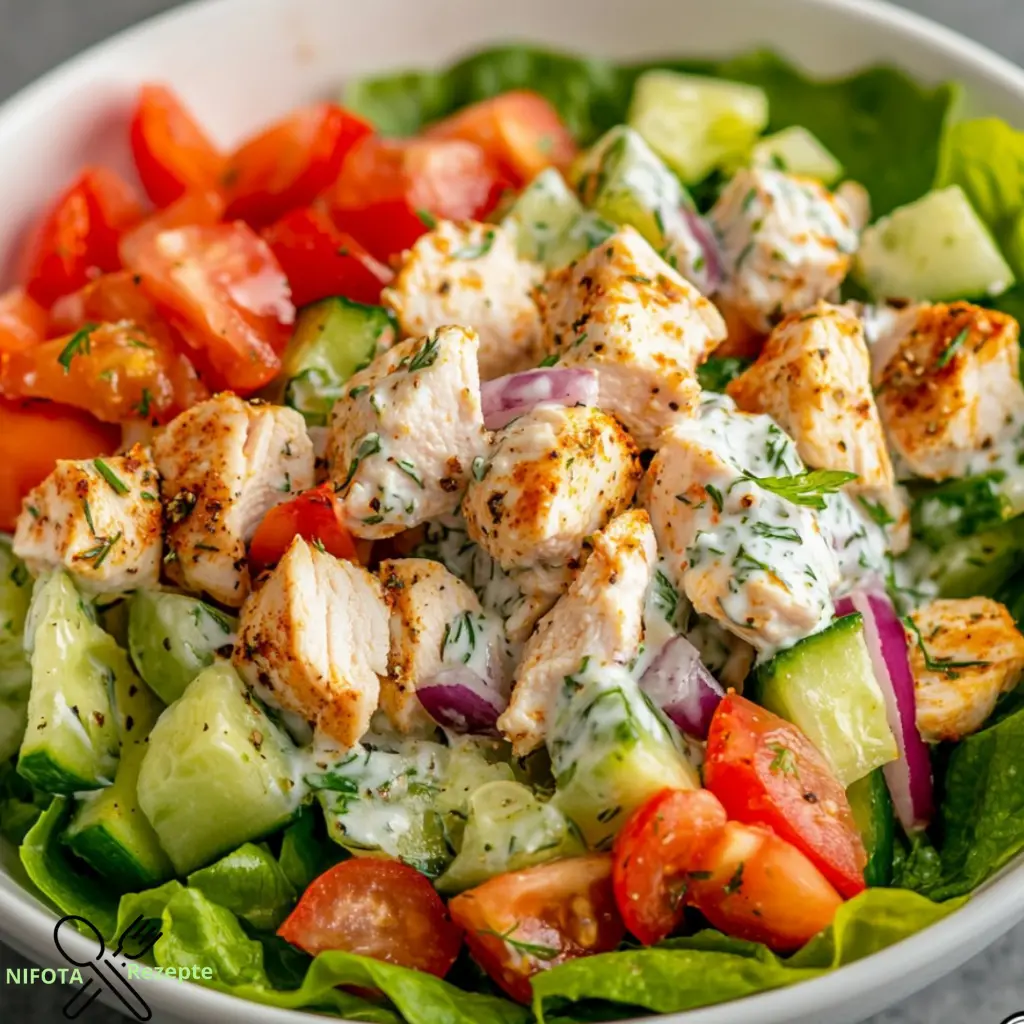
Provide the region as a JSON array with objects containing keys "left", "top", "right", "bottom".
[
  {"left": 836, "top": 591, "right": 934, "bottom": 832},
  {"left": 681, "top": 209, "right": 725, "bottom": 294},
  {"left": 640, "top": 636, "right": 725, "bottom": 739},
  {"left": 480, "top": 368, "right": 600, "bottom": 430},
  {"left": 417, "top": 666, "right": 507, "bottom": 736}
]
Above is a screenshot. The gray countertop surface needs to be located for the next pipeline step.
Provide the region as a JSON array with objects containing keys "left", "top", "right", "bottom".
[{"left": 0, "top": 0, "right": 1021, "bottom": 1021}]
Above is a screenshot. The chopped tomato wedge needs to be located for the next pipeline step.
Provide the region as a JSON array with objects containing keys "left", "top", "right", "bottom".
[
  {"left": 278, "top": 858, "right": 462, "bottom": 977},
  {"left": 123, "top": 221, "right": 293, "bottom": 393},
  {"left": 130, "top": 84, "right": 225, "bottom": 207},
  {"left": 0, "top": 399, "right": 120, "bottom": 531},
  {"left": 262, "top": 206, "right": 392, "bottom": 308},
  {"left": 22, "top": 167, "right": 144, "bottom": 307},
  {"left": 118, "top": 188, "right": 225, "bottom": 267},
  {"left": 449, "top": 854, "right": 624, "bottom": 1004},
  {"left": 685, "top": 820, "right": 843, "bottom": 952},
  {"left": 0, "top": 288, "right": 47, "bottom": 354},
  {"left": 328, "top": 136, "right": 508, "bottom": 262},
  {"left": 425, "top": 91, "right": 577, "bottom": 187},
  {"left": 249, "top": 484, "right": 359, "bottom": 575},
  {"left": 612, "top": 788, "right": 728, "bottom": 945},
  {"left": 1, "top": 321, "right": 199, "bottom": 424},
  {"left": 222, "top": 103, "right": 372, "bottom": 226},
  {"left": 704, "top": 694, "right": 867, "bottom": 898}
]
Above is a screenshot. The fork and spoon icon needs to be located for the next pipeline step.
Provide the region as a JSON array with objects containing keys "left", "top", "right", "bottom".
[{"left": 53, "top": 913, "right": 162, "bottom": 1021}]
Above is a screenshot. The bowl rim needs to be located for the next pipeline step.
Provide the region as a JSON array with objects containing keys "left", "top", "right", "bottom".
[{"left": 3, "top": 0, "right": 1024, "bottom": 1022}]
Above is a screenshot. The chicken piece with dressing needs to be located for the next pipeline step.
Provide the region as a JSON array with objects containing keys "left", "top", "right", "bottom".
[
  {"left": 233, "top": 535, "right": 390, "bottom": 747},
  {"left": 870, "top": 302, "right": 1024, "bottom": 481},
  {"left": 727, "top": 301, "right": 909, "bottom": 551},
  {"left": 535, "top": 227, "right": 726, "bottom": 448},
  {"left": 153, "top": 392, "right": 314, "bottom": 607},
  {"left": 327, "top": 325, "right": 489, "bottom": 539},
  {"left": 710, "top": 168, "right": 860, "bottom": 333},
  {"left": 907, "top": 597, "right": 1024, "bottom": 744},
  {"left": 462, "top": 404, "right": 641, "bottom": 577},
  {"left": 498, "top": 508, "right": 656, "bottom": 755},
  {"left": 383, "top": 220, "right": 544, "bottom": 380},
  {"left": 13, "top": 443, "right": 162, "bottom": 594}
]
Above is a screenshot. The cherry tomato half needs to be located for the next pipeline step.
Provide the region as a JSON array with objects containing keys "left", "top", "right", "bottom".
[{"left": 278, "top": 858, "right": 462, "bottom": 977}]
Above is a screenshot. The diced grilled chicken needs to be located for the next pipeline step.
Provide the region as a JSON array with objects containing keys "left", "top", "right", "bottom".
[
  {"left": 233, "top": 536, "right": 389, "bottom": 747},
  {"left": 13, "top": 444, "right": 161, "bottom": 594},
  {"left": 643, "top": 398, "right": 839, "bottom": 652},
  {"left": 871, "top": 302, "right": 1024, "bottom": 480},
  {"left": 383, "top": 220, "right": 544, "bottom": 380},
  {"left": 710, "top": 168, "right": 860, "bottom": 333},
  {"left": 153, "top": 393, "right": 314, "bottom": 608},
  {"left": 535, "top": 227, "right": 726, "bottom": 448},
  {"left": 327, "top": 326, "right": 489, "bottom": 539},
  {"left": 498, "top": 508, "right": 656, "bottom": 755},
  {"left": 462, "top": 405, "right": 641, "bottom": 575},
  {"left": 728, "top": 301, "right": 909, "bottom": 551},
  {"left": 378, "top": 557, "right": 506, "bottom": 733},
  {"left": 908, "top": 597, "right": 1024, "bottom": 743}
]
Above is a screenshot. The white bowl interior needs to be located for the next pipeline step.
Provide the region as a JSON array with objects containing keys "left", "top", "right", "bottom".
[{"left": 2, "top": 0, "right": 1024, "bottom": 1022}]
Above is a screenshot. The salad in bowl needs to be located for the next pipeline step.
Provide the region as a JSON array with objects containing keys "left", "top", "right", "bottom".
[{"left": 1, "top": 37, "right": 1024, "bottom": 1024}]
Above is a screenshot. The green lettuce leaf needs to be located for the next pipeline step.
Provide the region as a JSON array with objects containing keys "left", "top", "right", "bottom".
[
  {"left": 114, "top": 880, "right": 184, "bottom": 940},
  {"left": 19, "top": 796, "right": 118, "bottom": 938},
  {"left": 344, "top": 46, "right": 958, "bottom": 215},
  {"left": 697, "top": 357, "right": 752, "bottom": 393},
  {"left": 0, "top": 757, "right": 50, "bottom": 844},
  {"left": 532, "top": 888, "right": 959, "bottom": 1021},
  {"left": 278, "top": 803, "right": 345, "bottom": 891},
  {"left": 187, "top": 842, "right": 296, "bottom": 931}
]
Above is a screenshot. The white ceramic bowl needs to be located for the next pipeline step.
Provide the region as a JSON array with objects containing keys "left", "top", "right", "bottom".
[{"left": 2, "top": 0, "right": 1024, "bottom": 1021}]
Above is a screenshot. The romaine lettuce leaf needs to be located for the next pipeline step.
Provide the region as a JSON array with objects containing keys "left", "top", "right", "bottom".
[{"left": 278, "top": 803, "right": 345, "bottom": 891}]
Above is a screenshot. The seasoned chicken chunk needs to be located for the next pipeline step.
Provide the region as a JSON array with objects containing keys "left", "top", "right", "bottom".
[
  {"left": 462, "top": 404, "right": 641, "bottom": 572},
  {"left": 535, "top": 227, "right": 726, "bottom": 448},
  {"left": 710, "top": 168, "right": 859, "bottom": 333},
  {"left": 13, "top": 444, "right": 161, "bottom": 594},
  {"left": 383, "top": 220, "right": 544, "bottom": 380},
  {"left": 728, "top": 302, "right": 909, "bottom": 551},
  {"left": 378, "top": 557, "right": 507, "bottom": 733},
  {"left": 327, "top": 326, "right": 489, "bottom": 540},
  {"left": 871, "top": 302, "right": 1024, "bottom": 481},
  {"left": 153, "top": 393, "right": 314, "bottom": 607},
  {"left": 498, "top": 509, "right": 656, "bottom": 755},
  {"left": 908, "top": 597, "right": 1024, "bottom": 743},
  {"left": 643, "top": 397, "right": 840, "bottom": 652},
  {"left": 233, "top": 536, "right": 389, "bottom": 747}
]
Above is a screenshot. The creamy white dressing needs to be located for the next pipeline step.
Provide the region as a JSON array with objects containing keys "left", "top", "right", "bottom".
[{"left": 822, "top": 491, "right": 889, "bottom": 593}]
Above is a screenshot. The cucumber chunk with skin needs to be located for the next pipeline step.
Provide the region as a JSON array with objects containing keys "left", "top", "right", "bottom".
[
  {"left": 502, "top": 168, "right": 584, "bottom": 265},
  {"left": 543, "top": 210, "right": 617, "bottom": 270},
  {"left": 65, "top": 657, "right": 174, "bottom": 890},
  {"left": 904, "top": 520, "right": 1024, "bottom": 599},
  {"left": 910, "top": 473, "right": 1021, "bottom": 550},
  {"left": 855, "top": 186, "right": 1014, "bottom": 301},
  {"left": 0, "top": 539, "right": 32, "bottom": 761},
  {"left": 436, "top": 780, "right": 585, "bottom": 893},
  {"left": 548, "top": 660, "right": 699, "bottom": 849},
  {"left": 18, "top": 573, "right": 121, "bottom": 794},
  {"left": 281, "top": 298, "right": 395, "bottom": 427},
  {"left": 128, "top": 590, "right": 236, "bottom": 705},
  {"left": 628, "top": 70, "right": 769, "bottom": 185},
  {"left": 753, "top": 614, "right": 898, "bottom": 787},
  {"left": 749, "top": 126, "right": 844, "bottom": 185},
  {"left": 137, "top": 662, "right": 304, "bottom": 874},
  {"left": 847, "top": 768, "right": 894, "bottom": 887}
]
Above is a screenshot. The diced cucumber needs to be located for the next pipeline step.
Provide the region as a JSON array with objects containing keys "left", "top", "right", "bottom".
[
  {"left": 309, "top": 738, "right": 512, "bottom": 878},
  {"left": 544, "top": 210, "right": 617, "bottom": 270},
  {"left": 748, "top": 126, "right": 843, "bottom": 185},
  {"left": 502, "top": 168, "right": 584, "bottom": 265},
  {"left": 65, "top": 657, "right": 173, "bottom": 891},
  {"left": 846, "top": 769, "right": 894, "bottom": 887},
  {"left": 910, "top": 520, "right": 1024, "bottom": 599},
  {"left": 281, "top": 298, "right": 395, "bottom": 427},
  {"left": 0, "top": 539, "right": 32, "bottom": 760},
  {"left": 128, "top": 590, "right": 236, "bottom": 705},
  {"left": 0, "top": 536, "right": 32, "bottom": 648},
  {"left": 549, "top": 661, "right": 699, "bottom": 849},
  {"left": 436, "top": 780, "right": 584, "bottom": 893},
  {"left": 855, "top": 186, "right": 1014, "bottom": 301},
  {"left": 754, "top": 614, "right": 898, "bottom": 787},
  {"left": 137, "top": 662, "right": 303, "bottom": 874},
  {"left": 628, "top": 70, "right": 769, "bottom": 184},
  {"left": 910, "top": 473, "right": 1020, "bottom": 550},
  {"left": 0, "top": 699, "right": 28, "bottom": 765},
  {"left": 18, "top": 574, "right": 120, "bottom": 794}
]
